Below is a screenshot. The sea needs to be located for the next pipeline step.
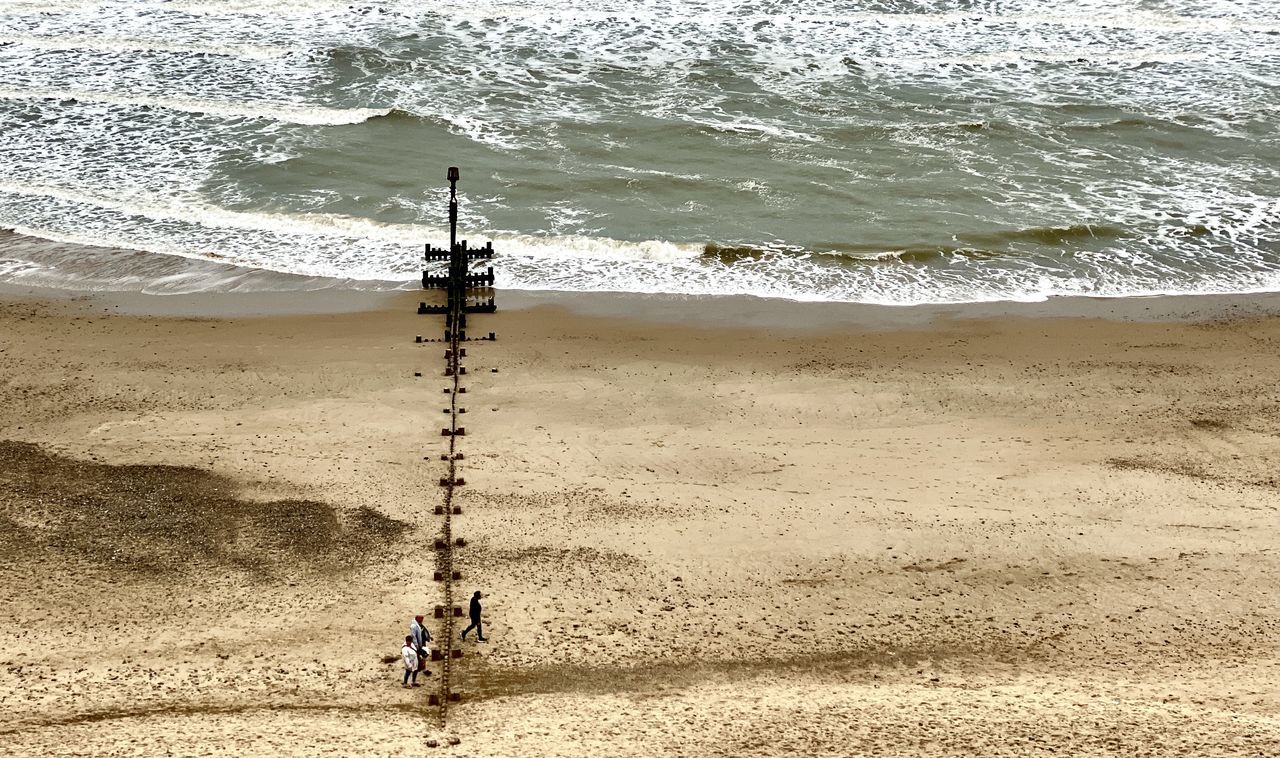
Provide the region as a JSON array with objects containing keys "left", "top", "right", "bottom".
[{"left": 0, "top": 0, "right": 1277, "bottom": 304}]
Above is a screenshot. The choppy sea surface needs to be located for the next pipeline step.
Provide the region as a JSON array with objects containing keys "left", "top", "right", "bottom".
[{"left": 0, "top": 0, "right": 1277, "bottom": 303}]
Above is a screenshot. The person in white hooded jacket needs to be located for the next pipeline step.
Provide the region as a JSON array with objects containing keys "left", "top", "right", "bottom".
[{"left": 401, "top": 635, "right": 420, "bottom": 688}]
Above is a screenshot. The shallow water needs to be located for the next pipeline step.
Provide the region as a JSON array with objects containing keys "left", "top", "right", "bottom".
[{"left": 0, "top": 0, "right": 1277, "bottom": 303}]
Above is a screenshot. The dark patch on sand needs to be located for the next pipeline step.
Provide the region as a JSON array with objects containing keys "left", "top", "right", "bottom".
[
  {"left": 480, "top": 544, "right": 642, "bottom": 569},
  {"left": 1106, "top": 456, "right": 1210, "bottom": 480},
  {"left": 0, "top": 701, "right": 420, "bottom": 735},
  {"left": 902, "top": 557, "right": 968, "bottom": 573},
  {"left": 1069, "top": 360, "right": 1202, "bottom": 377},
  {"left": 460, "top": 644, "right": 1008, "bottom": 703},
  {"left": 0, "top": 440, "right": 407, "bottom": 578},
  {"left": 1189, "top": 417, "right": 1230, "bottom": 430},
  {"left": 1106, "top": 454, "right": 1280, "bottom": 493},
  {"left": 469, "top": 487, "right": 681, "bottom": 522}
]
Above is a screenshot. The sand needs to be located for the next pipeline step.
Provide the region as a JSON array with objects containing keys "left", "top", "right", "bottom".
[{"left": 0, "top": 288, "right": 1277, "bottom": 756}]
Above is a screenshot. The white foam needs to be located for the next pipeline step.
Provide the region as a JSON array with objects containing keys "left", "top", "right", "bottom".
[
  {"left": 0, "top": 34, "right": 294, "bottom": 60},
  {"left": 8, "top": 205, "right": 1280, "bottom": 306},
  {"left": 155, "top": 0, "right": 399, "bottom": 17},
  {"left": 0, "top": 87, "right": 390, "bottom": 125},
  {"left": 0, "top": 0, "right": 1277, "bottom": 305},
  {"left": 0, "top": 180, "right": 702, "bottom": 276},
  {"left": 0, "top": 180, "right": 428, "bottom": 241},
  {"left": 0, "top": 256, "right": 45, "bottom": 278},
  {"left": 0, "top": 0, "right": 378, "bottom": 18}
]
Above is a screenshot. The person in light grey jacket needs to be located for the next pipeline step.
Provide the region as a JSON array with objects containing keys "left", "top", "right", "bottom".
[{"left": 410, "top": 614, "right": 432, "bottom": 650}]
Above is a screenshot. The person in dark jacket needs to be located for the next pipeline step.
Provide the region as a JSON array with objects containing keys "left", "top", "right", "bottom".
[{"left": 460, "top": 591, "right": 487, "bottom": 642}]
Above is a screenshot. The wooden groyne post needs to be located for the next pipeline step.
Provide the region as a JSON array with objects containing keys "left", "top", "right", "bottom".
[{"left": 415, "top": 166, "right": 497, "bottom": 735}]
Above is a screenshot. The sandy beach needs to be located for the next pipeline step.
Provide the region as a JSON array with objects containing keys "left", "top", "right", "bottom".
[{"left": 1, "top": 287, "right": 1278, "bottom": 756}]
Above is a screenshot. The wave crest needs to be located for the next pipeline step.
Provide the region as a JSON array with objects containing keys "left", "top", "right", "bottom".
[
  {"left": 0, "top": 34, "right": 293, "bottom": 60},
  {"left": 959, "top": 224, "right": 1129, "bottom": 246},
  {"left": 0, "top": 87, "right": 391, "bottom": 126}
]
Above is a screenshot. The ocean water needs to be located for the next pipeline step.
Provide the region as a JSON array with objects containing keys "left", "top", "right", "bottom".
[{"left": 0, "top": 0, "right": 1277, "bottom": 303}]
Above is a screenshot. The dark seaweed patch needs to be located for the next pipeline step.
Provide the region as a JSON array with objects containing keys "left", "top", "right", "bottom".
[{"left": 701, "top": 243, "right": 772, "bottom": 265}]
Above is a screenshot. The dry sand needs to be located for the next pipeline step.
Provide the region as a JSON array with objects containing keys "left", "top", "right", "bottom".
[{"left": 0, "top": 288, "right": 1277, "bottom": 756}]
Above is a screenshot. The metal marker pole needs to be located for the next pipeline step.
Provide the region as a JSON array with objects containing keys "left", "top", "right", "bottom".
[
  {"left": 448, "top": 166, "right": 459, "bottom": 253},
  {"left": 447, "top": 167, "right": 461, "bottom": 317}
]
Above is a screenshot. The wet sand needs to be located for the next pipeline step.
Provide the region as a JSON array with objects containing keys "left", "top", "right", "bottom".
[{"left": 1, "top": 288, "right": 1278, "bottom": 756}]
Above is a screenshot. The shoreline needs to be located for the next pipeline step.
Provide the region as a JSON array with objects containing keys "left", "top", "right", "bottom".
[
  {"left": 6, "top": 279, "right": 1280, "bottom": 328},
  {"left": 8, "top": 226, "right": 1280, "bottom": 327}
]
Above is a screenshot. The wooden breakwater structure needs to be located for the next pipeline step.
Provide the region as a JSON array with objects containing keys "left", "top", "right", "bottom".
[{"left": 414, "top": 167, "right": 497, "bottom": 735}]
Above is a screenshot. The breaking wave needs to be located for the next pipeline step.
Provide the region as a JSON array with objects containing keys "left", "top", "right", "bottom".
[
  {"left": 1, "top": 0, "right": 1278, "bottom": 304},
  {"left": 0, "top": 34, "right": 294, "bottom": 60},
  {"left": 0, "top": 88, "right": 391, "bottom": 125}
]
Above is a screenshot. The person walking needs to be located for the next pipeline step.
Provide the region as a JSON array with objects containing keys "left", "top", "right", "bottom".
[
  {"left": 401, "top": 635, "right": 420, "bottom": 688},
  {"left": 460, "top": 591, "right": 487, "bottom": 642}
]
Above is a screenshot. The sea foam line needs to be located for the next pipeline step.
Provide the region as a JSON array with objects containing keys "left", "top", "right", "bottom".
[
  {"left": 0, "top": 181, "right": 703, "bottom": 269},
  {"left": 0, "top": 34, "right": 295, "bottom": 60},
  {"left": 401, "top": 2, "right": 1280, "bottom": 34},
  {"left": 0, "top": 0, "right": 372, "bottom": 18},
  {"left": 7, "top": 214, "right": 1280, "bottom": 306},
  {"left": 0, "top": 87, "right": 389, "bottom": 125},
  {"left": 0, "top": 181, "right": 434, "bottom": 243}
]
